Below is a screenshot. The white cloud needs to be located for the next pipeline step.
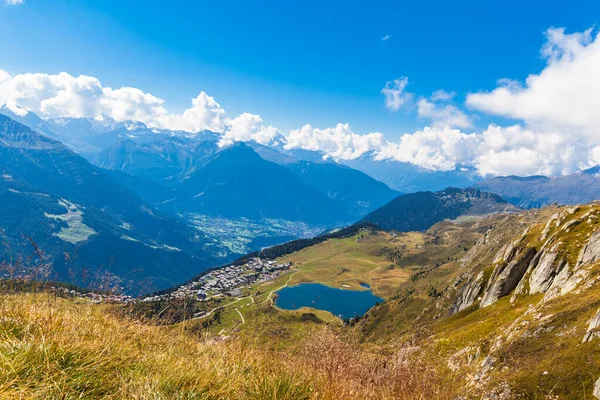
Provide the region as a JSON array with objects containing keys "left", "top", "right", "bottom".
[
  {"left": 219, "top": 113, "right": 279, "bottom": 146},
  {"left": 374, "top": 123, "right": 592, "bottom": 177},
  {"left": 3, "top": 26, "right": 600, "bottom": 178},
  {"left": 473, "top": 124, "right": 583, "bottom": 177},
  {"left": 0, "top": 70, "right": 225, "bottom": 133},
  {"left": 382, "top": 35, "right": 391, "bottom": 41},
  {"left": 381, "top": 77, "right": 413, "bottom": 111},
  {"left": 160, "top": 92, "right": 226, "bottom": 133},
  {"left": 285, "top": 123, "right": 385, "bottom": 160},
  {"left": 430, "top": 89, "right": 454, "bottom": 101},
  {"left": 375, "top": 126, "right": 479, "bottom": 171},
  {"left": 417, "top": 98, "right": 473, "bottom": 129},
  {"left": 467, "top": 27, "right": 600, "bottom": 140},
  {"left": 5, "top": 0, "right": 25, "bottom": 5}
]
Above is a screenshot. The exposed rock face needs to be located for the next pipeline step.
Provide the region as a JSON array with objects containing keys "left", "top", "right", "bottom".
[
  {"left": 583, "top": 309, "right": 600, "bottom": 343},
  {"left": 517, "top": 246, "right": 568, "bottom": 295},
  {"left": 450, "top": 271, "right": 484, "bottom": 315},
  {"left": 578, "top": 231, "right": 600, "bottom": 265},
  {"left": 542, "top": 261, "right": 586, "bottom": 302},
  {"left": 594, "top": 377, "right": 600, "bottom": 400},
  {"left": 474, "top": 355, "right": 496, "bottom": 382},
  {"left": 481, "top": 248, "right": 537, "bottom": 308}
]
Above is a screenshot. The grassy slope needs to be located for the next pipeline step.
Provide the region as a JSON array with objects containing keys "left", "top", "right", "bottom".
[
  {"left": 278, "top": 231, "right": 419, "bottom": 298},
  {"left": 217, "top": 206, "right": 600, "bottom": 398},
  {"left": 202, "top": 219, "right": 501, "bottom": 339},
  {"left": 4, "top": 206, "right": 600, "bottom": 398},
  {"left": 363, "top": 205, "right": 600, "bottom": 398},
  {"left": 0, "top": 293, "right": 457, "bottom": 399}
]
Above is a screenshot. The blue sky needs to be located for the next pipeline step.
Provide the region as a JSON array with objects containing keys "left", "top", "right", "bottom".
[
  {"left": 2, "top": 0, "right": 600, "bottom": 178},
  {"left": 1, "top": 0, "right": 598, "bottom": 136}
]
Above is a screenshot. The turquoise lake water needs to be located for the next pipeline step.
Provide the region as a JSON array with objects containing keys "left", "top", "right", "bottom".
[{"left": 274, "top": 283, "right": 383, "bottom": 320}]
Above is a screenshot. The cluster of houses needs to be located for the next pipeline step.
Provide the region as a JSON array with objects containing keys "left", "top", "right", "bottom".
[
  {"left": 140, "top": 258, "right": 291, "bottom": 303},
  {"left": 49, "top": 286, "right": 133, "bottom": 304},
  {"left": 49, "top": 258, "right": 291, "bottom": 305}
]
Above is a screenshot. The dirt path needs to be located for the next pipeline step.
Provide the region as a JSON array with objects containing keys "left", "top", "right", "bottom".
[
  {"left": 260, "top": 271, "right": 297, "bottom": 305},
  {"left": 234, "top": 308, "right": 245, "bottom": 324},
  {"left": 190, "top": 296, "right": 248, "bottom": 321}
]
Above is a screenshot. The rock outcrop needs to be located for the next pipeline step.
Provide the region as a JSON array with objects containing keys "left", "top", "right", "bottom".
[
  {"left": 452, "top": 205, "right": 600, "bottom": 313},
  {"left": 450, "top": 271, "right": 484, "bottom": 315},
  {"left": 578, "top": 231, "right": 600, "bottom": 266},
  {"left": 583, "top": 309, "right": 600, "bottom": 343},
  {"left": 513, "top": 244, "right": 568, "bottom": 298},
  {"left": 480, "top": 247, "right": 537, "bottom": 308},
  {"left": 594, "top": 377, "right": 600, "bottom": 400}
]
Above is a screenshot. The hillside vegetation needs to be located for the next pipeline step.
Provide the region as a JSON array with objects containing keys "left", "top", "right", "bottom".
[
  {"left": 4, "top": 203, "right": 600, "bottom": 398},
  {"left": 191, "top": 204, "right": 600, "bottom": 398},
  {"left": 361, "top": 187, "right": 519, "bottom": 232},
  {"left": 0, "top": 293, "right": 456, "bottom": 399}
]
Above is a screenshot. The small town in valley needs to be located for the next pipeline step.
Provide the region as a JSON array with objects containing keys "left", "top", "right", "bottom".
[
  {"left": 50, "top": 258, "right": 292, "bottom": 305},
  {"left": 141, "top": 257, "right": 292, "bottom": 302}
]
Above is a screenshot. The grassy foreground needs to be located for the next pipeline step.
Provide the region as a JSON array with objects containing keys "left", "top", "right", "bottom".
[{"left": 0, "top": 293, "right": 457, "bottom": 399}]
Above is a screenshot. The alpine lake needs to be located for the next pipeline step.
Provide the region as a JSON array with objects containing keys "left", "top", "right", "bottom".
[{"left": 274, "top": 282, "right": 383, "bottom": 320}]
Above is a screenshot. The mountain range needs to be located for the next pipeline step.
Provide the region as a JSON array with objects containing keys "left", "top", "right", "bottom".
[
  {"left": 0, "top": 106, "right": 482, "bottom": 193},
  {"left": 361, "top": 187, "right": 520, "bottom": 231},
  {"left": 0, "top": 113, "right": 402, "bottom": 291},
  {"left": 4, "top": 106, "right": 600, "bottom": 295},
  {"left": 0, "top": 114, "right": 222, "bottom": 293},
  {"left": 475, "top": 166, "right": 600, "bottom": 208}
]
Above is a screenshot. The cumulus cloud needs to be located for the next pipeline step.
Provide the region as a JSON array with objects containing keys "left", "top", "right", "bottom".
[
  {"left": 0, "top": 70, "right": 226, "bottom": 133},
  {"left": 5, "top": 0, "right": 24, "bottom": 5},
  {"left": 375, "top": 126, "right": 479, "bottom": 171},
  {"left": 430, "top": 89, "right": 455, "bottom": 101},
  {"left": 381, "top": 77, "right": 413, "bottom": 111},
  {"left": 160, "top": 92, "right": 226, "bottom": 133},
  {"left": 467, "top": 27, "right": 600, "bottom": 139},
  {"left": 473, "top": 124, "right": 583, "bottom": 177},
  {"left": 382, "top": 35, "right": 391, "bottom": 41},
  {"left": 373, "top": 124, "right": 591, "bottom": 177},
  {"left": 369, "top": 26, "right": 600, "bottom": 177},
  {"left": 285, "top": 123, "right": 385, "bottom": 160},
  {"left": 219, "top": 113, "right": 279, "bottom": 146}
]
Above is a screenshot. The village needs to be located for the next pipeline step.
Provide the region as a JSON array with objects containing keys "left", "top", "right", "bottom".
[
  {"left": 48, "top": 258, "right": 291, "bottom": 305},
  {"left": 140, "top": 257, "right": 292, "bottom": 302}
]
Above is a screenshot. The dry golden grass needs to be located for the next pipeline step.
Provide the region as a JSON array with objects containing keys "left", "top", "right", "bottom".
[{"left": 0, "top": 293, "right": 459, "bottom": 399}]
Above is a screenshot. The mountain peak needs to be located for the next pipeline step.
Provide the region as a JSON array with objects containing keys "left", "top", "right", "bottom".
[
  {"left": 0, "top": 114, "right": 63, "bottom": 150},
  {"left": 362, "top": 187, "right": 518, "bottom": 232},
  {"left": 580, "top": 165, "right": 600, "bottom": 176}
]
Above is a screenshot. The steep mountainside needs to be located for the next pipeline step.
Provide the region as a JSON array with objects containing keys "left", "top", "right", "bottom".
[
  {"left": 174, "top": 143, "right": 350, "bottom": 224},
  {"left": 361, "top": 187, "right": 519, "bottom": 231},
  {"left": 286, "top": 160, "right": 400, "bottom": 218},
  {"left": 243, "top": 203, "right": 600, "bottom": 397},
  {"left": 0, "top": 114, "right": 221, "bottom": 292},
  {"left": 94, "top": 133, "right": 220, "bottom": 182},
  {"left": 475, "top": 167, "right": 600, "bottom": 208}
]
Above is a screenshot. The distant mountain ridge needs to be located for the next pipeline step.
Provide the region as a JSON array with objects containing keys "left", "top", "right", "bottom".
[
  {"left": 0, "top": 108, "right": 484, "bottom": 194},
  {"left": 286, "top": 160, "right": 400, "bottom": 218},
  {"left": 361, "top": 187, "right": 519, "bottom": 232},
  {"left": 95, "top": 133, "right": 398, "bottom": 222},
  {"left": 475, "top": 167, "right": 600, "bottom": 209},
  {"left": 0, "top": 114, "right": 225, "bottom": 293},
  {"left": 173, "top": 143, "right": 350, "bottom": 224}
]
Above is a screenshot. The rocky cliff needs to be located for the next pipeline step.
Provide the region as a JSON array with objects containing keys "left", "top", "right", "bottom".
[
  {"left": 438, "top": 203, "right": 600, "bottom": 398},
  {"left": 451, "top": 204, "right": 600, "bottom": 314}
]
